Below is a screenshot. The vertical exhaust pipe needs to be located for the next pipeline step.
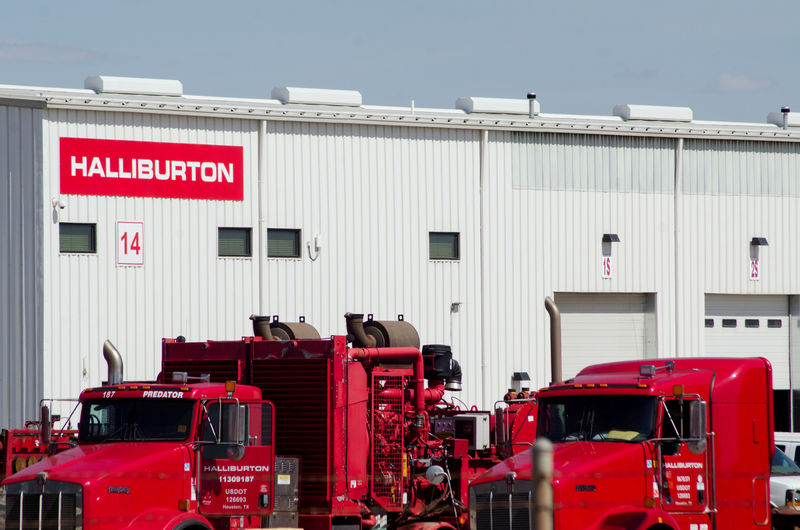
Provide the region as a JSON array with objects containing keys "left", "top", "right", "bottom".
[
  {"left": 103, "top": 339, "right": 123, "bottom": 385},
  {"left": 344, "top": 313, "right": 376, "bottom": 347},
  {"left": 544, "top": 297, "right": 562, "bottom": 384}
]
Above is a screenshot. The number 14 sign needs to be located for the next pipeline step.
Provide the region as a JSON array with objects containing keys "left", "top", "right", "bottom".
[{"left": 117, "top": 221, "right": 143, "bottom": 266}]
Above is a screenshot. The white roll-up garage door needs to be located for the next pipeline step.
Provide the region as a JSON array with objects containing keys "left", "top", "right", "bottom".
[
  {"left": 555, "top": 293, "right": 657, "bottom": 380},
  {"left": 704, "top": 294, "right": 789, "bottom": 389}
]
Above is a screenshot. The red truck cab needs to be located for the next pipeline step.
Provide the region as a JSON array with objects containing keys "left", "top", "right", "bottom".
[
  {"left": 0, "top": 381, "right": 274, "bottom": 530},
  {"left": 469, "top": 357, "right": 774, "bottom": 529}
]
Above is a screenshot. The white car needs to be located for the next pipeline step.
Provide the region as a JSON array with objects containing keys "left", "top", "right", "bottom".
[{"left": 770, "top": 447, "right": 800, "bottom": 530}]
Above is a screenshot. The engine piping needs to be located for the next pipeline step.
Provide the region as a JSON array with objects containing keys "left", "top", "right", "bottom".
[
  {"left": 250, "top": 314, "right": 275, "bottom": 341},
  {"left": 344, "top": 312, "right": 376, "bottom": 347},
  {"left": 378, "top": 381, "right": 446, "bottom": 407},
  {"left": 349, "top": 346, "right": 425, "bottom": 416}
]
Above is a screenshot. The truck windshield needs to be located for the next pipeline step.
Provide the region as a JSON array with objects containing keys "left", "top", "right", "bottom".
[
  {"left": 538, "top": 395, "right": 656, "bottom": 443},
  {"left": 80, "top": 398, "right": 195, "bottom": 442}
]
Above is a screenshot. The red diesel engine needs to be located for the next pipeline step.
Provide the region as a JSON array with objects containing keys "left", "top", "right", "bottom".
[{"left": 160, "top": 313, "right": 495, "bottom": 529}]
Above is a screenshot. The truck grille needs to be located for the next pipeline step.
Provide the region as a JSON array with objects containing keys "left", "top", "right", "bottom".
[
  {"left": 3, "top": 481, "right": 82, "bottom": 530},
  {"left": 471, "top": 481, "right": 531, "bottom": 530}
]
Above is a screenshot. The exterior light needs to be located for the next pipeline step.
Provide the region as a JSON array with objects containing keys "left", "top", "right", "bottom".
[
  {"left": 602, "top": 233, "right": 621, "bottom": 243},
  {"left": 751, "top": 237, "right": 768, "bottom": 246}
]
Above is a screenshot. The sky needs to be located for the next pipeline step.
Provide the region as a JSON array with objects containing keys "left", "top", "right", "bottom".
[{"left": 1, "top": 0, "right": 797, "bottom": 124}]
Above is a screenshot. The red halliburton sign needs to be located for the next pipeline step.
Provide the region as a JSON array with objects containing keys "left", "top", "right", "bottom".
[{"left": 60, "top": 137, "right": 244, "bottom": 200}]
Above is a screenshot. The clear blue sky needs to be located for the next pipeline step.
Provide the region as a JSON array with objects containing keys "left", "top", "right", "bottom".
[{"left": 2, "top": 0, "right": 796, "bottom": 123}]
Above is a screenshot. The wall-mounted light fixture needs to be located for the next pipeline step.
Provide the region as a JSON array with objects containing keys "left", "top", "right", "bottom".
[
  {"left": 750, "top": 237, "right": 768, "bottom": 246},
  {"left": 602, "top": 233, "right": 621, "bottom": 243}
]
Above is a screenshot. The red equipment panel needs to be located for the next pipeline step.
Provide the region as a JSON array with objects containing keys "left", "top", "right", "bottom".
[
  {"left": 161, "top": 338, "right": 248, "bottom": 383},
  {"left": 1, "top": 429, "right": 76, "bottom": 482}
]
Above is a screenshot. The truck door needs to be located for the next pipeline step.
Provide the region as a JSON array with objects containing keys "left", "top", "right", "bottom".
[
  {"left": 198, "top": 401, "right": 275, "bottom": 517},
  {"left": 658, "top": 397, "right": 711, "bottom": 518}
]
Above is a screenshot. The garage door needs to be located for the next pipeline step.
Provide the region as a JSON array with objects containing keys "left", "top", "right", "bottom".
[
  {"left": 555, "top": 293, "right": 657, "bottom": 380},
  {"left": 705, "top": 294, "right": 789, "bottom": 389}
]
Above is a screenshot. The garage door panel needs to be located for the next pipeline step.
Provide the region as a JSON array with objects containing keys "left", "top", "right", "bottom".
[
  {"left": 556, "top": 293, "right": 656, "bottom": 380},
  {"left": 704, "top": 295, "right": 789, "bottom": 388}
]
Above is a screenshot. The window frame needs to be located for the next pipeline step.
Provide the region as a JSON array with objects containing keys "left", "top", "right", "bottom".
[
  {"left": 217, "top": 227, "right": 253, "bottom": 258},
  {"left": 59, "top": 222, "right": 97, "bottom": 254},
  {"left": 267, "top": 228, "right": 301, "bottom": 259},
  {"left": 428, "top": 231, "right": 460, "bottom": 261}
]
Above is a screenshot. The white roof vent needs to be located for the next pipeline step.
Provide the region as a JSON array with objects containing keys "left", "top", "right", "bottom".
[
  {"left": 456, "top": 96, "right": 539, "bottom": 116},
  {"left": 613, "top": 104, "right": 692, "bottom": 122},
  {"left": 271, "top": 87, "right": 362, "bottom": 106},
  {"left": 767, "top": 107, "right": 799, "bottom": 128},
  {"left": 84, "top": 76, "right": 183, "bottom": 97}
]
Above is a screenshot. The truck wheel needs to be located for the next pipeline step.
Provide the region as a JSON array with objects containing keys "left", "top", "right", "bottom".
[{"left": 172, "top": 523, "right": 212, "bottom": 530}]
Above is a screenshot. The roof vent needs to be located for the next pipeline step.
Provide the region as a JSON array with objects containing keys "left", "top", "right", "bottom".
[
  {"left": 767, "top": 107, "right": 799, "bottom": 128},
  {"left": 84, "top": 76, "right": 183, "bottom": 97},
  {"left": 613, "top": 104, "right": 692, "bottom": 122},
  {"left": 456, "top": 96, "right": 539, "bottom": 116},
  {"left": 271, "top": 87, "right": 362, "bottom": 106}
]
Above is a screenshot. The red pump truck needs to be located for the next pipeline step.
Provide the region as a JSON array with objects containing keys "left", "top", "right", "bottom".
[{"left": 469, "top": 300, "right": 776, "bottom": 530}]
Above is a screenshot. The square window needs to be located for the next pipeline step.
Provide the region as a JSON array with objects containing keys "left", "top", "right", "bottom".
[
  {"left": 745, "top": 319, "right": 760, "bottom": 328},
  {"left": 218, "top": 227, "right": 252, "bottom": 257},
  {"left": 429, "top": 232, "right": 460, "bottom": 260},
  {"left": 769, "top": 319, "right": 783, "bottom": 329},
  {"left": 704, "top": 319, "right": 714, "bottom": 328},
  {"left": 268, "top": 229, "right": 300, "bottom": 258},
  {"left": 722, "top": 319, "right": 737, "bottom": 328},
  {"left": 60, "top": 223, "right": 96, "bottom": 253}
]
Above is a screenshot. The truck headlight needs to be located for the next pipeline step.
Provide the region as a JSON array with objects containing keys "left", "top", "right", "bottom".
[{"left": 784, "top": 489, "right": 800, "bottom": 509}]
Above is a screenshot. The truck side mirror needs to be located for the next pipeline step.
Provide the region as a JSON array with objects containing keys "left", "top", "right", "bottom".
[
  {"left": 687, "top": 400, "right": 707, "bottom": 454},
  {"left": 40, "top": 405, "right": 52, "bottom": 447},
  {"left": 224, "top": 404, "right": 247, "bottom": 461}
]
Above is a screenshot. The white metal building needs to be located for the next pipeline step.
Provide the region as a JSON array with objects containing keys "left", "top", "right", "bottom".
[{"left": 3, "top": 76, "right": 800, "bottom": 430}]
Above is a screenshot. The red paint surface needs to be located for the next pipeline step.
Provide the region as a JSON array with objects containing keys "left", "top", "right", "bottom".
[{"left": 60, "top": 137, "right": 244, "bottom": 200}]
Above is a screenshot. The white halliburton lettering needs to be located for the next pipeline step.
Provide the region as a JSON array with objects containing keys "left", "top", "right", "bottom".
[
  {"left": 142, "top": 390, "right": 183, "bottom": 398},
  {"left": 203, "top": 465, "right": 269, "bottom": 473},
  {"left": 70, "top": 156, "right": 234, "bottom": 183}
]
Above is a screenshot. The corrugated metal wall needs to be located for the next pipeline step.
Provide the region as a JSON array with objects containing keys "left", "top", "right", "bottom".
[
  {"left": 261, "top": 121, "right": 484, "bottom": 406},
  {"left": 678, "top": 139, "right": 800, "bottom": 356},
  {"left": 0, "top": 102, "right": 43, "bottom": 428},
  {"left": 21, "top": 105, "right": 800, "bottom": 415},
  {"left": 486, "top": 131, "right": 677, "bottom": 392},
  {"left": 41, "top": 110, "right": 260, "bottom": 416}
]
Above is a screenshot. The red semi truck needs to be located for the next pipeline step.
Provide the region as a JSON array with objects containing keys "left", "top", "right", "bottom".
[
  {"left": 0, "top": 366, "right": 275, "bottom": 530},
  {"left": 469, "top": 356, "right": 775, "bottom": 529},
  {"left": 1, "top": 313, "right": 521, "bottom": 530}
]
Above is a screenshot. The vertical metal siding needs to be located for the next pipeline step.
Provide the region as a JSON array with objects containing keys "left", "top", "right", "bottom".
[
  {"left": 489, "top": 131, "right": 676, "bottom": 393},
  {"left": 41, "top": 110, "right": 260, "bottom": 414},
  {"left": 0, "top": 104, "right": 43, "bottom": 428},
  {"left": 679, "top": 139, "right": 800, "bottom": 356},
  {"left": 262, "top": 121, "right": 484, "bottom": 407}
]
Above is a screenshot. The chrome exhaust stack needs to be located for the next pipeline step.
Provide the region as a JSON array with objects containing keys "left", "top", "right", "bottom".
[
  {"left": 544, "top": 297, "right": 562, "bottom": 384},
  {"left": 103, "top": 339, "right": 123, "bottom": 385}
]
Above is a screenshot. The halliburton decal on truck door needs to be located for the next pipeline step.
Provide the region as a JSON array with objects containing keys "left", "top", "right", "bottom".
[{"left": 60, "top": 137, "right": 244, "bottom": 200}]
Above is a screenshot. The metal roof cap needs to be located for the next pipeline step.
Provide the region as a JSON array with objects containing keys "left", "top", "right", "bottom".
[
  {"left": 613, "top": 104, "right": 693, "bottom": 122},
  {"left": 84, "top": 75, "right": 183, "bottom": 97},
  {"left": 767, "top": 110, "right": 800, "bottom": 128},
  {"left": 456, "top": 96, "right": 540, "bottom": 116},
  {"left": 271, "top": 86, "right": 362, "bottom": 106}
]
